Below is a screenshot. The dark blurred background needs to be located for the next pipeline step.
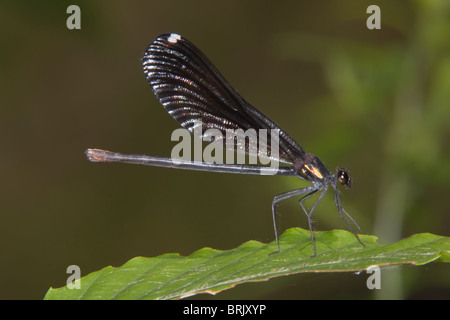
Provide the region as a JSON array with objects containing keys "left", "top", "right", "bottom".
[{"left": 0, "top": 0, "right": 449, "bottom": 300}]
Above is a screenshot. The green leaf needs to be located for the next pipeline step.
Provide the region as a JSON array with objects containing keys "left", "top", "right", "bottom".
[{"left": 44, "top": 228, "right": 450, "bottom": 300}]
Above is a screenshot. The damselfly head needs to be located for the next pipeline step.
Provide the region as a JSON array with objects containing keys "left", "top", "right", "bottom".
[{"left": 336, "top": 168, "right": 352, "bottom": 188}]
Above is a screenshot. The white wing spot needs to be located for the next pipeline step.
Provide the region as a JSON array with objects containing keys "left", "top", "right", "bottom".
[{"left": 168, "top": 33, "right": 181, "bottom": 43}]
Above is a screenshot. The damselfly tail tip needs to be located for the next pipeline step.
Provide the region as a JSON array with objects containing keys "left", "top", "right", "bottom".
[{"left": 85, "top": 148, "right": 112, "bottom": 163}]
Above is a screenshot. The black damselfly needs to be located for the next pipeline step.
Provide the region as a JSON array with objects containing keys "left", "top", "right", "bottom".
[{"left": 86, "top": 33, "right": 364, "bottom": 256}]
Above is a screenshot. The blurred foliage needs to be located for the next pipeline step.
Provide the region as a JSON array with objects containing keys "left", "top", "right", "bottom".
[{"left": 271, "top": 0, "right": 450, "bottom": 299}]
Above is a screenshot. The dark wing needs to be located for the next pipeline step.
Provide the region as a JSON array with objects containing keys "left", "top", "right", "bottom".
[{"left": 142, "top": 33, "right": 306, "bottom": 164}]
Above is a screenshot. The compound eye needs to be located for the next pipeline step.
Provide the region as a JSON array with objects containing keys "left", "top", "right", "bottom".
[{"left": 337, "top": 169, "right": 352, "bottom": 188}]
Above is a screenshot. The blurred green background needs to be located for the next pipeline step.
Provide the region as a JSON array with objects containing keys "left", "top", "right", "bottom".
[{"left": 0, "top": 0, "right": 449, "bottom": 299}]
